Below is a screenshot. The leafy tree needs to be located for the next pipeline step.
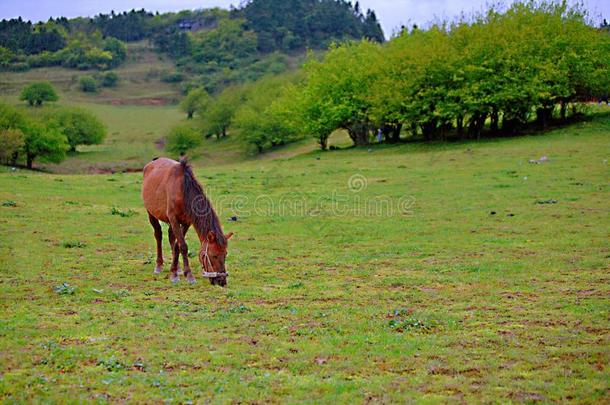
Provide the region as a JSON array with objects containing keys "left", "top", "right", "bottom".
[
  {"left": 180, "top": 88, "right": 209, "bottom": 119},
  {"left": 291, "top": 41, "right": 383, "bottom": 148},
  {"left": 165, "top": 124, "right": 201, "bottom": 155},
  {"left": 233, "top": 73, "right": 303, "bottom": 152},
  {"left": 103, "top": 37, "right": 127, "bottom": 67},
  {"left": 200, "top": 85, "right": 247, "bottom": 139},
  {"left": 48, "top": 108, "right": 106, "bottom": 152},
  {"left": 22, "top": 120, "right": 69, "bottom": 169},
  {"left": 19, "top": 82, "right": 59, "bottom": 106}
]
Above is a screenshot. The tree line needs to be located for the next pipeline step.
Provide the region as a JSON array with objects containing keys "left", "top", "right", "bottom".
[
  {"left": 0, "top": 18, "right": 127, "bottom": 71},
  {"left": 169, "top": 1, "right": 609, "bottom": 155},
  {"left": 288, "top": 1, "right": 610, "bottom": 148}
]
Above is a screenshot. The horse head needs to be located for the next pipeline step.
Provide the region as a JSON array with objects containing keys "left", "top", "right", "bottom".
[{"left": 200, "top": 231, "right": 233, "bottom": 286}]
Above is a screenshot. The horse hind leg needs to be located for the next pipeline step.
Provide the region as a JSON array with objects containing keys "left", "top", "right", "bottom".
[
  {"left": 168, "top": 227, "right": 184, "bottom": 276},
  {"left": 148, "top": 213, "right": 163, "bottom": 274}
]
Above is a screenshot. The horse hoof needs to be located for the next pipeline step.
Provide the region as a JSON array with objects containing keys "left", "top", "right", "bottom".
[
  {"left": 154, "top": 266, "right": 163, "bottom": 274},
  {"left": 186, "top": 276, "right": 196, "bottom": 284},
  {"left": 170, "top": 275, "right": 180, "bottom": 284}
]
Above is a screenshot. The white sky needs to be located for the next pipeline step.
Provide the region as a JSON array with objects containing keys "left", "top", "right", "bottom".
[{"left": 1, "top": 0, "right": 609, "bottom": 38}]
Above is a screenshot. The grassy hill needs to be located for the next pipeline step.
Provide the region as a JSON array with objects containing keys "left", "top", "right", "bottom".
[
  {"left": 0, "top": 114, "right": 608, "bottom": 402},
  {"left": 0, "top": 41, "right": 181, "bottom": 106}
]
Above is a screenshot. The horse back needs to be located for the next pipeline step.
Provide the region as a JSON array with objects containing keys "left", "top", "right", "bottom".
[{"left": 142, "top": 158, "right": 186, "bottom": 223}]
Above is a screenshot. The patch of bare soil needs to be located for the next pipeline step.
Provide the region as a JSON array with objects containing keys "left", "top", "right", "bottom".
[{"left": 110, "top": 97, "right": 171, "bottom": 106}]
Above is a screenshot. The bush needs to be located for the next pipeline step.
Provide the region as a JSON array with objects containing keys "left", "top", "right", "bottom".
[
  {"left": 160, "top": 70, "right": 184, "bottom": 83},
  {"left": 48, "top": 107, "right": 106, "bottom": 151},
  {"left": 19, "top": 82, "right": 59, "bottom": 106},
  {"left": 165, "top": 124, "right": 201, "bottom": 155},
  {"left": 0, "top": 129, "right": 24, "bottom": 164},
  {"left": 100, "top": 71, "right": 119, "bottom": 87},
  {"left": 79, "top": 75, "right": 98, "bottom": 92}
]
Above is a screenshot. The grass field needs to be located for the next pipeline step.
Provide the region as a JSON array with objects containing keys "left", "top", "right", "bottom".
[{"left": 0, "top": 112, "right": 608, "bottom": 402}]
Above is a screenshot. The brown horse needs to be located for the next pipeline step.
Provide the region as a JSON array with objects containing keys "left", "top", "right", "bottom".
[{"left": 142, "top": 157, "right": 232, "bottom": 286}]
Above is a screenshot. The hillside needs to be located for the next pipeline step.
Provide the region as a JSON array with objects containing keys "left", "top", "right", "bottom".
[
  {"left": 1, "top": 0, "right": 384, "bottom": 93},
  {"left": 0, "top": 41, "right": 181, "bottom": 105}
]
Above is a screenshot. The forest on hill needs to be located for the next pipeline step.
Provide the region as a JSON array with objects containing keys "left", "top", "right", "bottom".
[{"left": 0, "top": 0, "right": 383, "bottom": 91}]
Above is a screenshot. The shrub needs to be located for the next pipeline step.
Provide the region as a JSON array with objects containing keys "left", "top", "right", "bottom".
[
  {"left": 19, "top": 82, "right": 59, "bottom": 106},
  {"left": 48, "top": 107, "right": 106, "bottom": 152},
  {"left": 100, "top": 71, "right": 119, "bottom": 87},
  {"left": 79, "top": 75, "right": 98, "bottom": 92},
  {"left": 0, "top": 129, "right": 25, "bottom": 164},
  {"left": 165, "top": 124, "right": 201, "bottom": 155},
  {"left": 160, "top": 70, "right": 184, "bottom": 83}
]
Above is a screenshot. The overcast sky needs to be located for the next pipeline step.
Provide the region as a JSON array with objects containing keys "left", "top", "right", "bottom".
[{"left": 1, "top": 0, "right": 609, "bottom": 38}]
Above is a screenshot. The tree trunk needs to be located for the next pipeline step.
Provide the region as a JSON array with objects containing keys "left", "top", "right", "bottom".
[
  {"left": 187, "top": 111, "right": 193, "bottom": 119},
  {"left": 456, "top": 115, "right": 464, "bottom": 138},
  {"left": 381, "top": 123, "right": 402, "bottom": 143},
  {"left": 319, "top": 134, "right": 328, "bottom": 150},
  {"left": 468, "top": 113, "right": 486, "bottom": 140},
  {"left": 560, "top": 101, "right": 566, "bottom": 121},
  {"left": 26, "top": 154, "right": 34, "bottom": 169},
  {"left": 536, "top": 107, "right": 552, "bottom": 130},
  {"left": 391, "top": 123, "right": 402, "bottom": 143},
  {"left": 347, "top": 122, "right": 370, "bottom": 146},
  {"left": 421, "top": 118, "right": 438, "bottom": 141},
  {"left": 410, "top": 122, "right": 418, "bottom": 137}
]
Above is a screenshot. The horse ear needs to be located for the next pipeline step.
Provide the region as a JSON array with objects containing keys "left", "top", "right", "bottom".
[
  {"left": 207, "top": 231, "right": 216, "bottom": 242},
  {"left": 226, "top": 232, "right": 234, "bottom": 240}
]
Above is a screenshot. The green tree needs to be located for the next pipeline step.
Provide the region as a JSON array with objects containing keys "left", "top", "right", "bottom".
[
  {"left": 19, "top": 82, "right": 59, "bottom": 106},
  {"left": 200, "top": 85, "right": 246, "bottom": 139},
  {"left": 180, "top": 88, "right": 209, "bottom": 119},
  {"left": 292, "top": 41, "right": 383, "bottom": 148},
  {"left": 233, "top": 73, "right": 303, "bottom": 152},
  {"left": 48, "top": 108, "right": 106, "bottom": 152},
  {"left": 103, "top": 37, "right": 127, "bottom": 67},
  {"left": 165, "top": 124, "right": 201, "bottom": 155},
  {"left": 22, "top": 120, "right": 69, "bottom": 169}
]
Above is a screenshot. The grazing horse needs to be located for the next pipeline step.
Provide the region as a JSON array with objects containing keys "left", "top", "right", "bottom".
[{"left": 142, "top": 157, "right": 232, "bottom": 286}]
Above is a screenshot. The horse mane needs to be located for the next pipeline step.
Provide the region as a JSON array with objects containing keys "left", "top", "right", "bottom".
[{"left": 180, "top": 158, "right": 226, "bottom": 247}]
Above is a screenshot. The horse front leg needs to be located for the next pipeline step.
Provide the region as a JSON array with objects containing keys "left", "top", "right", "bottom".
[
  {"left": 168, "top": 226, "right": 180, "bottom": 283},
  {"left": 148, "top": 213, "right": 163, "bottom": 274},
  {"left": 168, "top": 217, "right": 195, "bottom": 284}
]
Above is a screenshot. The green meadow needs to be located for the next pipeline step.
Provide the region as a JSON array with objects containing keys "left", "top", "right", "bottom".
[{"left": 1, "top": 110, "right": 608, "bottom": 402}]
